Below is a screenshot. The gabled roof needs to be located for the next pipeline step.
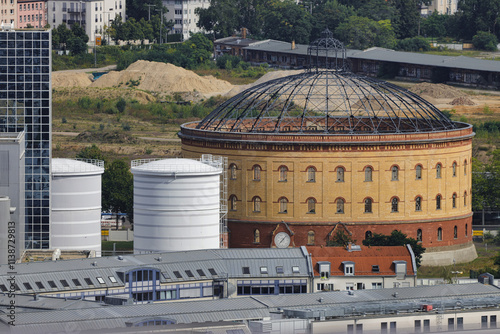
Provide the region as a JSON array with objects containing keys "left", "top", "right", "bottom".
[
  {"left": 214, "top": 36, "right": 261, "bottom": 47},
  {"left": 308, "top": 245, "right": 415, "bottom": 277}
]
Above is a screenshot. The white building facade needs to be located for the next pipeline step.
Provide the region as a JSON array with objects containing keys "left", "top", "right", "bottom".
[
  {"left": 424, "top": 0, "right": 458, "bottom": 15},
  {"left": 47, "top": 0, "right": 125, "bottom": 45},
  {"left": 163, "top": 0, "right": 209, "bottom": 41}
]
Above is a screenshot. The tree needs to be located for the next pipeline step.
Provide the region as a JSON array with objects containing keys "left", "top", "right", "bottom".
[
  {"left": 357, "top": 0, "right": 395, "bottom": 22},
  {"left": 335, "top": 16, "right": 395, "bottom": 50},
  {"left": 395, "top": 36, "right": 431, "bottom": 52},
  {"left": 363, "top": 230, "right": 426, "bottom": 267},
  {"left": 67, "top": 36, "right": 87, "bottom": 55},
  {"left": 421, "top": 11, "right": 448, "bottom": 39},
  {"left": 76, "top": 144, "right": 108, "bottom": 164},
  {"left": 126, "top": 0, "right": 164, "bottom": 21},
  {"left": 456, "top": 0, "right": 500, "bottom": 40},
  {"left": 327, "top": 230, "right": 354, "bottom": 247},
  {"left": 261, "top": 0, "right": 313, "bottom": 44},
  {"left": 391, "top": 0, "right": 432, "bottom": 39},
  {"left": 310, "top": 0, "right": 356, "bottom": 40},
  {"left": 102, "top": 159, "right": 134, "bottom": 229},
  {"left": 472, "top": 31, "right": 499, "bottom": 51}
]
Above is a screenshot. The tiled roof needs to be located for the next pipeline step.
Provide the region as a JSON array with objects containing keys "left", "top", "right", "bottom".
[{"left": 308, "top": 245, "right": 415, "bottom": 277}]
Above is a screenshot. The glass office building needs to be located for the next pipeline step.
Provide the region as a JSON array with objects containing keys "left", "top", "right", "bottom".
[{"left": 0, "top": 29, "right": 52, "bottom": 249}]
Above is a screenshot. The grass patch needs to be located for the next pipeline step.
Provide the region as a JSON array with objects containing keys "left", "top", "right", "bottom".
[
  {"left": 418, "top": 241, "right": 499, "bottom": 278},
  {"left": 102, "top": 241, "right": 133, "bottom": 251}
]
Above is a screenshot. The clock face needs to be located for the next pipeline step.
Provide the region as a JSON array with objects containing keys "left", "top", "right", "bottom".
[{"left": 274, "top": 232, "right": 290, "bottom": 248}]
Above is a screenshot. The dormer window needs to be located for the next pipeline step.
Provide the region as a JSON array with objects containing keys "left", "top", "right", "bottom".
[
  {"left": 394, "top": 261, "right": 407, "bottom": 279},
  {"left": 372, "top": 265, "right": 380, "bottom": 273},
  {"left": 318, "top": 261, "right": 330, "bottom": 279},
  {"left": 343, "top": 261, "right": 354, "bottom": 276},
  {"left": 260, "top": 266, "right": 268, "bottom": 274}
]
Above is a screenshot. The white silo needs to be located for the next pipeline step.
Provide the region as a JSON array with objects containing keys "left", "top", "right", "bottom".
[
  {"left": 51, "top": 159, "right": 104, "bottom": 257},
  {"left": 132, "top": 155, "right": 223, "bottom": 253}
]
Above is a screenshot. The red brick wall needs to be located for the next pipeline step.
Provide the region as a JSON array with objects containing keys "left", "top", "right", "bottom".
[{"left": 228, "top": 215, "right": 472, "bottom": 250}]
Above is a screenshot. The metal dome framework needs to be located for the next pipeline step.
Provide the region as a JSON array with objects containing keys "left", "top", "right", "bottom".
[{"left": 197, "top": 31, "right": 458, "bottom": 135}]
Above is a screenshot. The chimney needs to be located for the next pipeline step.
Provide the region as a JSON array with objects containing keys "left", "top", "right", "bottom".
[
  {"left": 242, "top": 28, "right": 247, "bottom": 39},
  {"left": 291, "top": 40, "right": 295, "bottom": 50}
]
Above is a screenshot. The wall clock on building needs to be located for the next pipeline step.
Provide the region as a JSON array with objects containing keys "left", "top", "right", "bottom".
[{"left": 274, "top": 232, "right": 290, "bottom": 248}]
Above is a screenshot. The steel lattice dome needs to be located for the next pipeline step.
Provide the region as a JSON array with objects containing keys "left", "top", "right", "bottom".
[{"left": 197, "top": 30, "right": 460, "bottom": 135}]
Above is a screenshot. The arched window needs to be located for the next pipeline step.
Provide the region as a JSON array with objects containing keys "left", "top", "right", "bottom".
[
  {"left": 436, "top": 163, "right": 442, "bottom": 179},
  {"left": 336, "top": 167, "right": 345, "bottom": 182},
  {"left": 254, "top": 229, "right": 260, "bottom": 243},
  {"left": 253, "top": 165, "right": 261, "bottom": 181},
  {"left": 365, "top": 230, "right": 372, "bottom": 240},
  {"left": 229, "top": 163, "right": 237, "bottom": 180},
  {"left": 436, "top": 195, "right": 441, "bottom": 210},
  {"left": 279, "top": 197, "right": 288, "bottom": 213},
  {"left": 464, "top": 159, "right": 467, "bottom": 175},
  {"left": 336, "top": 198, "right": 344, "bottom": 214},
  {"left": 417, "top": 229, "right": 422, "bottom": 242},
  {"left": 415, "top": 196, "right": 422, "bottom": 211},
  {"left": 365, "top": 166, "right": 372, "bottom": 182},
  {"left": 437, "top": 227, "right": 442, "bottom": 241},
  {"left": 364, "top": 198, "right": 372, "bottom": 213},
  {"left": 279, "top": 166, "right": 288, "bottom": 182},
  {"left": 391, "top": 166, "right": 399, "bottom": 181},
  {"left": 253, "top": 196, "right": 261, "bottom": 212},
  {"left": 416, "top": 165, "right": 422, "bottom": 180},
  {"left": 452, "top": 162, "right": 457, "bottom": 177},
  {"left": 464, "top": 191, "right": 467, "bottom": 206},
  {"left": 452, "top": 193, "right": 457, "bottom": 208},
  {"left": 229, "top": 195, "right": 237, "bottom": 211},
  {"left": 391, "top": 197, "right": 398, "bottom": 212},
  {"left": 454, "top": 225, "right": 457, "bottom": 239},
  {"left": 307, "top": 198, "right": 316, "bottom": 213},
  {"left": 465, "top": 223, "right": 468, "bottom": 236},
  {"left": 307, "top": 231, "right": 315, "bottom": 245},
  {"left": 307, "top": 167, "right": 316, "bottom": 182}
]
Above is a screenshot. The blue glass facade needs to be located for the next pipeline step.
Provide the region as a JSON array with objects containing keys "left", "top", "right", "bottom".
[{"left": 0, "top": 30, "right": 51, "bottom": 249}]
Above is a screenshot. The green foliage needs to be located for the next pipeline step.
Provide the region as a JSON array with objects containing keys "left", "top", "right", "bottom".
[
  {"left": 216, "top": 54, "right": 242, "bottom": 69},
  {"left": 327, "top": 230, "right": 354, "bottom": 247},
  {"left": 121, "top": 123, "right": 131, "bottom": 131},
  {"left": 261, "top": 0, "right": 313, "bottom": 44},
  {"left": 363, "top": 230, "right": 426, "bottom": 267},
  {"left": 441, "top": 109, "right": 456, "bottom": 119},
  {"left": 395, "top": 36, "right": 431, "bottom": 52},
  {"left": 421, "top": 11, "right": 448, "bottom": 38},
  {"left": 483, "top": 104, "right": 493, "bottom": 115},
  {"left": 61, "top": 117, "right": 67, "bottom": 124},
  {"left": 77, "top": 97, "right": 93, "bottom": 109},
  {"left": 335, "top": 16, "right": 395, "bottom": 50},
  {"left": 76, "top": 144, "right": 108, "bottom": 164},
  {"left": 102, "top": 159, "right": 134, "bottom": 220},
  {"left": 472, "top": 31, "right": 499, "bottom": 51},
  {"left": 116, "top": 98, "right": 127, "bottom": 113}
]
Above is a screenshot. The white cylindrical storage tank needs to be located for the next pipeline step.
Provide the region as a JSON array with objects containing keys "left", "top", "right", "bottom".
[
  {"left": 51, "top": 159, "right": 104, "bottom": 257},
  {"left": 132, "top": 157, "right": 222, "bottom": 253},
  {"left": 0, "top": 196, "right": 11, "bottom": 264}
]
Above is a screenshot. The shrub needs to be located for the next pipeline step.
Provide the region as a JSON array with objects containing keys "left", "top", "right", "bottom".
[
  {"left": 472, "top": 31, "right": 498, "bottom": 51},
  {"left": 122, "top": 123, "right": 131, "bottom": 131},
  {"left": 116, "top": 98, "right": 126, "bottom": 113},
  {"left": 62, "top": 117, "right": 67, "bottom": 124},
  {"left": 395, "top": 36, "right": 431, "bottom": 52},
  {"left": 77, "top": 96, "right": 93, "bottom": 109}
]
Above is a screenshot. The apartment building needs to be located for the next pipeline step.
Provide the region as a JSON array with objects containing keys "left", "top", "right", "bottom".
[
  {"left": 163, "top": 0, "right": 209, "bottom": 41},
  {"left": 0, "top": 0, "right": 16, "bottom": 27},
  {"left": 47, "top": 0, "right": 125, "bottom": 45},
  {"left": 17, "top": 0, "right": 47, "bottom": 28},
  {"left": 423, "top": 0, "right": 458, "bottom": 15}
]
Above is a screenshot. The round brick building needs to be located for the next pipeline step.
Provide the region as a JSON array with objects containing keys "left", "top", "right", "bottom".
[{"left": 179, "top": 31, "right": 476, "bottom": 265}]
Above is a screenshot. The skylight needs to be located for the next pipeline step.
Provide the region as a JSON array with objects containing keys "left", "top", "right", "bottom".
[{"left": 96, "top": 277, "right": 105, "bottom": 284}]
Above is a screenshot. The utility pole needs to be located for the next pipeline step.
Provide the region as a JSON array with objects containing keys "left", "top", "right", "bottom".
[
  {"left": 156, "top": 7, "right": 163, "bottom": 44},
  {"left": 146, "top": 4, "right": 155, "bottom": 20}
]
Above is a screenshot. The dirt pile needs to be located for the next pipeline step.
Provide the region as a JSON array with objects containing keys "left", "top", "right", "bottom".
[
  {"left": 450, "top": 96, "right": 476, "bottom": 106},
  {"left": 91, "top": 60, "right": 234, "bottom": 98},
  {"left": 52, "top": 72, "right": 93, "bottom": 88},
  {"left": 53, "top": 87, "right": 156, "bottom": 104},
  {"left": 75, "top": 130, "right": 139, "bottom": 144},
  {"left": 410, "top": 82, "right": 467, "bottom": 99}
]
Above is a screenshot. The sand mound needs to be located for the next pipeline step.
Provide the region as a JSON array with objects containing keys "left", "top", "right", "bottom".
[
  {"left": 91, "top": 60, "right": 234, "bottom": 98},
  {"left": 410, "top": 82, "right": 466, "bottom": 99},
  {"left": 52, "top": 72, "right": 93, "bottom": 88},
  {"left": 450, "top": 96, "right": 476, "bottom": 106},
  {"left": 53, "top": 87, "right": 156, "bottom": 104}
]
